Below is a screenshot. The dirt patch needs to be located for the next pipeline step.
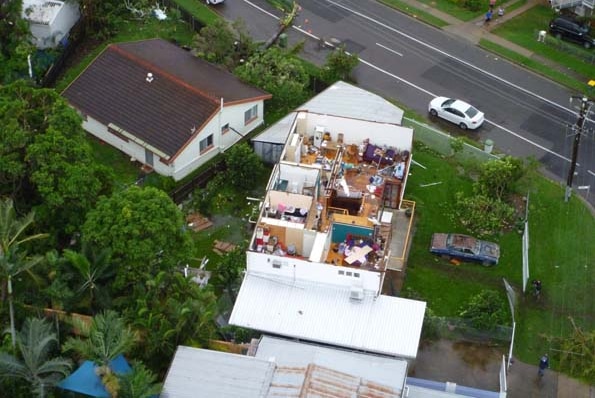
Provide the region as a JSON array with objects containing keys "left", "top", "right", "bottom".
[{"left": 452, "top": 340, "right": 501, "bottom": 371}]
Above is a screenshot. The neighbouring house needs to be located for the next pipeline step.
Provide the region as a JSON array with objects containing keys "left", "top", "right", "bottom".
[
  {"left": 62, "top": 38, "right": 271, "bottom": 181},
  {"left": 230, "top": 102, "right": 426, "bottom": 360},
  {"left": 550, "top": 0, "right": 593, "bottom": 16},
  {"left": 161, "top": 338, "right": 504, "bottom": 398},
  {"left": 21, "top": 0, "right": 80, "bottom": 49}
]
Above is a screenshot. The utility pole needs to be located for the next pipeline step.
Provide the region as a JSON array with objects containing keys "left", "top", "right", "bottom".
[{"left": 565, "top": 96, "right": 593, "bottom": 202}]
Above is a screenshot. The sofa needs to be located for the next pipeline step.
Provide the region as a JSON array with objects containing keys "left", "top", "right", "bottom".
[{"left": 362, "top": 144, "right": 395, "bottom": 166}]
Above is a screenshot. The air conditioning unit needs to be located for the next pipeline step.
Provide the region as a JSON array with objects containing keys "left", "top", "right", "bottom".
[{"left": 350, "top": 286, "right": 364, "bottom": 301}]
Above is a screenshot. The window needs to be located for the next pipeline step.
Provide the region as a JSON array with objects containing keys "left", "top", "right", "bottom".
[
  {"left": 199, "top": 134, "right": 214, "bottom": 153},
  {"left": 354, "top": 273, "right": 360, "bottom": 278},
  {"left": 221, "top": 123, "right": 230, "bottom": 134},
  {"left": 346, "top": 271, "right": 352, "bottom": 277},
  {"left": 338, "top": 270, "right": 345, "bottom": 275},
  {"left": 244, "top": 105, "right": 258, "bottom": 125}
]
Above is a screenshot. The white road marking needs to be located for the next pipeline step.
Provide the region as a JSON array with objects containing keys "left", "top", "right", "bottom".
[
  {"left": 325, "top": 0, "right": 581, "bottom": 116},
  {"left": 240, "top": 0, "right": 587, "bottom": 167},
  {"left": 376, "top": 43, "right": 403, "bottom": 56}
]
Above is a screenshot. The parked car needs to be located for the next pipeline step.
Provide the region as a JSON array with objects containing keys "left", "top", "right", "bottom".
[
  {"left": 430, "top": 233, "right": 500, "bottom": 266},
  {"left": 206, "top": 0, "right": 224, "bottom": 4},
  {"left": 549, "top": 15, "right": 595, "bottom": 49},
  {"left": 428, "top": 97, "right": 484, "bottom": 130}
]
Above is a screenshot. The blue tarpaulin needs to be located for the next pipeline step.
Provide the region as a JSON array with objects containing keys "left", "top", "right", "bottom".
[{"left": 58, "top": 355, "right": 132, "bottom": 397}]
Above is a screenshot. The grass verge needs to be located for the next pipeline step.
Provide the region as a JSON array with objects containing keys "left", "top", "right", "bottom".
[
  {"left": 403, "top": 146, "right": 594, "bottom": 371},
  {"left": 378, "top": 0, "right": 450, "bottom": 27},
  {"left": 479, "top": 39, "right": 587, "bottom": 93},
  {"left": 171, "top": 0, "right": 220, "bottom": 25}
]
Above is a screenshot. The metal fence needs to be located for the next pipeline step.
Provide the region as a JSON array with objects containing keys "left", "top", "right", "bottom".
[
  {"left": 428, "top": 316, "right": 513, "bottom": 343},
  {"left": 403, "top": 117, "right": 499, "bottom": 163}
]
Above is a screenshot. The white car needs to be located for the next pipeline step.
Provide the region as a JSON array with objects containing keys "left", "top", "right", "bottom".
[
  {"left": 206, "top": 0, "right": 224, "bottom": 4},
  {"left": 428, "top": 97, "right": 484, "bottom": 130}
]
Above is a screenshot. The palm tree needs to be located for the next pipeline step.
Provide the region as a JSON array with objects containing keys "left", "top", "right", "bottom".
[
  {"left": 1, "top": 249, "right": 44, "bottom": 350},
  {"left": 63, "top": 244, "right": 114, "bottom": 313},
  {"left": 0, "top": 317, "right": 71, "bottom": 398},
  {"left": 63, "top": 310, "right": 137, "bottom": 397},
  {"left": 0, "top": 198, "right": 48, "bottom": 350}
]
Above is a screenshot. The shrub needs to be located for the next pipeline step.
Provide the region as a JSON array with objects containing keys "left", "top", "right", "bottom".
[
  {"left": 454, "top": 192, "right": 515, "bottom": 236},
  {"left": 459, "top": 290, "right": 508, "bottom": 330}
]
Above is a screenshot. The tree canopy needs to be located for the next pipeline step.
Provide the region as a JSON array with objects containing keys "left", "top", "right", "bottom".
[
  {"left": 235, "top": 47, "right": 310, "bottom": 114},
  {"left": 0, "top": 81, "right": 114, "bottom": 243},
  {"left": 0, "top": 0, "right": 33, "bottom": 84},
  {"left": 82, "top": 186, "right": 192, "bottom": 290}
]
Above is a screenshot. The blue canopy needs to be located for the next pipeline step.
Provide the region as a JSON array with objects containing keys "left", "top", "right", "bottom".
[{"left": 58, "top": 355, "right": 132, "bottom": 397}]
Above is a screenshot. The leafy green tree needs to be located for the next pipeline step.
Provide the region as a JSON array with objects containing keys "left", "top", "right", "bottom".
[
  {"left": 194, "top": 19, "right": 256, "bottom": 70},
  {"left": 0, "top": 198, "right": 47, "bottom": 349},
  {"left": 550, "top": 318, "right": 595, "bottom": 383},
  {"left": 63, "top": 310, "right": 137, "bottom": 398},
  {"left": 211, "top": 247, "right": 246, "bottom": 302},
  {"left": 78, "top": 0, "right": 127, "bottom": 40},
  {"left": 322, "top": 46, "right": 359, "bottom": 83},
  {"left": 0, "top": 0, "right": 33, "bottom": 84},
  {"left": 124, "top": 271, "right": 217, "bottom": 374},
  {"left": 82, "top": 186, "right": 192, "bottom": 291},
  {"left": 454, "top": 192, "right": 515, "bottom": 236},
  {"left": 0, "top": 317, "right": 71, "bottom": 398},
  {"left": 118, "top": 361, "right": 162, "bottom": 398},
  {"left": 459, "top": 290, "right": 508, "bottom": 331},
  {"left": 235, "top": 47, "right": 309, "bottom": 114},
  {"left": 0, "top": 82, "right": 114, "bottom": 243},
  {"left": 224, "top": 143, "right": 265, "bottom": 191},
  {"left": 475, "top": 156, "right": 525, "bottom": 201}
]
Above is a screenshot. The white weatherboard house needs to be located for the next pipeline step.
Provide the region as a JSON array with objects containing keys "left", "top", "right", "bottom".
[
  {"left": 231, "top": 100, "right": 426, "bottom": 360},
  {"left": 62, "top": 38, "right": 271, "bottom": 181},
  {"left": 22, "top": 0, "right": 80, "bottom": 49}
]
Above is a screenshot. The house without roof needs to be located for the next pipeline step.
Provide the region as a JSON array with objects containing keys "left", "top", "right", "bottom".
[
  {"left": 230, "top": 85, "right": 426, "bottom": 360},
  {"left": 62, "top": 38, "right": 271, "bottom": 181}
]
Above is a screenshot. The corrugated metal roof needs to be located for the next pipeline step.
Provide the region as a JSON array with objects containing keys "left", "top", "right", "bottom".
[
  {"left": 252, "top": 81, "right": 404, "bottom": 145},
  {"left": 255, "top": 336, "right": 408, "bottom": 391},
  {"left": 230, "top": 273, "right": 426, "bottom": 359},
  {"left": 268, "top": 364, "right": 401, "bottom": 398},
  {"left": 161, "top": 346, "right": 274, "bottom": 398}
]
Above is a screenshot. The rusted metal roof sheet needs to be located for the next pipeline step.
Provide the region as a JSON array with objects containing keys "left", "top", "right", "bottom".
[
  {"left": 255, "top": 336, "right": 408, "bottom": 393},
  {"left": 267, "top": 364, "right": 401, "bottom": 398}
]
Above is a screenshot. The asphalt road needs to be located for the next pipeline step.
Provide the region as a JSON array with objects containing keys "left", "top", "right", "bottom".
[{"left": 213, "top": 0, "right": 595, "bottom": 205}]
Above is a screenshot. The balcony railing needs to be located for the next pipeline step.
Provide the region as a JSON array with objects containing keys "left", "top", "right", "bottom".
[{"left": 550, "top": 0, "right": 594, "bottom": 10}]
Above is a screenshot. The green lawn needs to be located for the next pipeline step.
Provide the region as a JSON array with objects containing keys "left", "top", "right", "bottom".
[
  {"left": 172, "top": 0, "right": 220, "bottom": 25},
  {"left": 378, "top": 0, "right": 450, "bottom": 27},
  {"left": 403, "top": 146, "right": 595, "bottom": 369},
  {"left": 490, "top": 5, "right": 595, "bottom": 81}
]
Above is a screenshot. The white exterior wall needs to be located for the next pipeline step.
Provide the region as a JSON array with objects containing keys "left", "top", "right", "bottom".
[
  {"left": 83, "top": 116, "right": 174, "bottom": 177},
  {"left": 171, "top": 100, "right": 265, "bottom": 181},
  {"left": 246, "top": 251, "right": 382, "bottom": 293},
  {"left": 303, "top": 113, "right": 413, "bottom": 150}
]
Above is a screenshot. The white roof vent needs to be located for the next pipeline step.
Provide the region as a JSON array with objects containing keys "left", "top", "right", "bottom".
[
  {"left": 146, "top": 72, "right": 154, "bottom": 83},
  {"left": 349, "top": 286, "right": 364, "bottom": 301}
]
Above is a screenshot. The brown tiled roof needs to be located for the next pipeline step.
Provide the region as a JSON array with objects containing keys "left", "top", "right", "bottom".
[{"left": 62, "top": 39, "right": 271, "bottom": 158}]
